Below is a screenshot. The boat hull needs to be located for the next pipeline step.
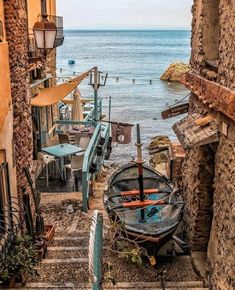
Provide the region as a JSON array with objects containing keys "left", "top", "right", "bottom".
[{"left": 104, "top": 163, "right": 184, "bottom": 253}]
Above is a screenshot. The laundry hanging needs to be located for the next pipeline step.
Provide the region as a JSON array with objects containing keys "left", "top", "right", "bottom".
[{"left": 111, "top": 122, "right": 133, "bottom": 144}]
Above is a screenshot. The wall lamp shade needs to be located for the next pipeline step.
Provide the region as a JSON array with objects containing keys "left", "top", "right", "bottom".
[{"left": 33, "top": 18, "right": 57, "bottom": 50}]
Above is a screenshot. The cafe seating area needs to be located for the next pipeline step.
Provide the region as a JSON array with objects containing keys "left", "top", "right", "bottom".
[{"left": 36, "top": 124, "right": 96, "bottom": 193}]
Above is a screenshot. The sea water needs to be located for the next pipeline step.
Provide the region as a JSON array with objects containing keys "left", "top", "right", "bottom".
[{"left": 57, "top": 30, "right": 191, "bottom": 163}]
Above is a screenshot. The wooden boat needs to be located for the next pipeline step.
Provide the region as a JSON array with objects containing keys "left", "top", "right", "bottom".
[{"left": 104, "top": 125, "right": 184, "bottom": 253}]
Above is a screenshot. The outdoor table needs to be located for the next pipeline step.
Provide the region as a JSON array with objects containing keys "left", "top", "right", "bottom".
[{"left": 41, "top": 143, "right": 84, "bottom": 179}]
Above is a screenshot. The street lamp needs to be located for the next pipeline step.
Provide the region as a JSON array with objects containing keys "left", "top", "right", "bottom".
[{"left": 33, "top": 14, "right": 57, "bottom": 52}]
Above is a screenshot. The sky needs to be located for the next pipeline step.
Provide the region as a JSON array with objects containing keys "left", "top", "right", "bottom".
[{"left": 57, "top": 0, "right": 193, "bottom": 30}]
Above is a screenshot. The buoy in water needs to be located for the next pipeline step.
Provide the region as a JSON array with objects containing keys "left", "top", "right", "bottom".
[{"left": 68, "top": 60, "right": 75, "bottom": 65}]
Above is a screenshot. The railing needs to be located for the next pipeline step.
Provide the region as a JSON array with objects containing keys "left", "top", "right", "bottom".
[
  {"left": 0, "top": 163, "right": 13, "bottom": 235},
  {"left": 88, "top": 210, "right": 103, "bottom": 290},
  {"left": 82, "top": 124, "right": 101, "bottom": 212},
  {"left": 0, "top": 163, "right": 22, "bottom": 270}
]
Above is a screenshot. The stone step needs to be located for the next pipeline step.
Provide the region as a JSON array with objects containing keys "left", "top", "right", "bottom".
[
  {"left": 103, "top": 281, "right": 206, "bottom": 288},
  {"left": 52, "top": 236, "right": 89, "bottom": 247},
  {"left": 9, "top": 282, "right": 90, "bottom": 289},
  {"left": 42, "top": 257, "right": 88, "bottom": 264},
  {"left": 8, "top": 285, "right": 209, "bottom": 290},
  {"left": 8, "top": 281, "right": 209, "bottom": 290},
  {"left": 55, "top": 230, "right": 90, "bottom": 237},
  {"left": 104, "top": 288, "right": 208, "bottom": 290},
  {"left": 47, "top": 246, "right": 88, "bottom": 259},
  {"left": 28, "top": 262, "right": 89, "bottom": 284}
]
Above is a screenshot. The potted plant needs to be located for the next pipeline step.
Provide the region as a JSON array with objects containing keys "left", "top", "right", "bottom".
[{"left": 0, "top": 235, "right": 38, "bottom": 288}]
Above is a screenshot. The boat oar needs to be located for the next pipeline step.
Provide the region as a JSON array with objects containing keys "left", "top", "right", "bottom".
[
  {"left": 136, "top": 124, "right": 145, "bottom": 221},
  {"left": 110, "top": 201, "right": 184, "bottom": 212},
  {"left": 120, "top": 188, "right": 172, "bottom": 196},
  {"left": 107, "top": 188, "right": 172, "bottom": 201}
]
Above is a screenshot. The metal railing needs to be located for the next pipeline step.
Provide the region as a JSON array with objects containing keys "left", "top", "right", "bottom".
[
  {"left": 0, "top": 163, "right": 22, "bottom": 270},
  {"left": 82, "top": 124, "right": 102, "bottom": 212},
  {"left": 88, "top": 210, "right": 103, "bottom": 290}
]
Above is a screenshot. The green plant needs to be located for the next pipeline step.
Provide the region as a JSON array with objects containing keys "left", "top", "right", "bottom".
[
  {"left": 0, "top": 271, "right": 9, "bottom": 282},
  {"left": 106, "top": 219, "right": 157, "bottom": 268},
  {"left": 0, "top": 235, "right": 38, "bottom": 284}
]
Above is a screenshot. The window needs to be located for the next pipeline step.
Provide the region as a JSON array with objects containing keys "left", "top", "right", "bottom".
[{"left": 202, "top": 0, "right": 221, "bottom": 61}]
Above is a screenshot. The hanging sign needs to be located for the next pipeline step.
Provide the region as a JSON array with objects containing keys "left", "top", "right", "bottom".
[
  {"left": 161, "top": 102, "right": 189, "bottom": 120},
  {"left": 111, "top": 122, "right": 133, "bottom": 144}
]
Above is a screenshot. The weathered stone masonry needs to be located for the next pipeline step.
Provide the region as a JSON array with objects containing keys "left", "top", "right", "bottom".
[
  {"left": 4, "top": 0, "right": 33, "bottom": 198},
  {"left": 182, "top": 0, "right": 235, "bottom": 289}
]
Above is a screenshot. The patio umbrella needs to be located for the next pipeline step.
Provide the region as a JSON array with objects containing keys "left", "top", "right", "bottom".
[{"left": 72, "top": 87, "right": 84, "bottom": 122}]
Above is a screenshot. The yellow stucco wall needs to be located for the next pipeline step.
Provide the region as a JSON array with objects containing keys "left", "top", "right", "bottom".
[
  {"left": 0, "top": 0, "right": 17, "bottom": 196},
  {"left": 27, "top": 0, "right": 57, "bottom": 32},
  {"left": 0, "top": 0, "right": 5, "bottom": 41},
  {"left": 0, "top": 0, "right": 11, "bottom": 132}
]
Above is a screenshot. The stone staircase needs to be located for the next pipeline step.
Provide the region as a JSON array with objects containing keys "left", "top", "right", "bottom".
[
  {"left": 9, "top": 226, "right": 210, "bottom": 290},
  {"left": 10, "top": 176, "right": 209, "bottom": 290}
]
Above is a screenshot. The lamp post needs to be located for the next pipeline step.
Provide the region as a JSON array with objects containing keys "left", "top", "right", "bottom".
[{"left": 32, "top": 0, "right": 57, "bottom": 57}]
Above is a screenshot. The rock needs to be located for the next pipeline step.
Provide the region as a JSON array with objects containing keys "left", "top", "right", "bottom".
[
  {"left": 149, "top": 135, "right": 171, "bottom": 149},
  {"left": 160, "top": 62, "right": 190, "bottom": 82}
]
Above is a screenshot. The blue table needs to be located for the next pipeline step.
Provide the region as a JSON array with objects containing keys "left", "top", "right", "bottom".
[{"left": 42, "top": 143, "right": 84, "bottom": 179}]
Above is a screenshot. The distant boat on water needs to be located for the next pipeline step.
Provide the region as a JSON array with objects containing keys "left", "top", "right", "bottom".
[{"left": 68, "top": 60, "right": 75, "bottom": 65}]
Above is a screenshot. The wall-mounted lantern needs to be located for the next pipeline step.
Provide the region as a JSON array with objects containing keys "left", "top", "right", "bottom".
[
  {"left": 32, "top": 0, "right": 57, "bottom": 56},
  {"left": 33, "top": 15, "right": 57, "bottom": 52}
]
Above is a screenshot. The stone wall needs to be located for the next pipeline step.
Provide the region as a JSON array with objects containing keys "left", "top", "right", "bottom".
[
  {"left": 3, "top": 0, "right": 33, "bottom": 198},
  {"left": 207, "top": 118, "right": 235, "bottom": 290},
  {"left": 182, "top": 143, "right": 215, "bottom": 251},
  {"left": 182, "top": 0, "right": 235, "bottom": 289}
]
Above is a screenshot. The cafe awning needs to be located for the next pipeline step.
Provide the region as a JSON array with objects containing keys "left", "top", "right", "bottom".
[
  {"left": 173, "top": 113, "right": 219, "bottom": 149},
  {"left": 31, "top": 71, "right": 90, "bottom": 107}
]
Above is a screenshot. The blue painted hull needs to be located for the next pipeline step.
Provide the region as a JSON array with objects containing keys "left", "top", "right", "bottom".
[{"left": 104, "top": 163, "right": 184, "bottom": 249}]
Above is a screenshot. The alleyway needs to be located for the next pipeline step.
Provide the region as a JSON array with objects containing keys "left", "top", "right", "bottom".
[{"left": 8, "top": 166, "right": 209, "bottom": 290}]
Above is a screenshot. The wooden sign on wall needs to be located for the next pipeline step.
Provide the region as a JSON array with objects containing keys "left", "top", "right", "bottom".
[{"left": 161, "top": 102, "right": 189, "bottom": 120}]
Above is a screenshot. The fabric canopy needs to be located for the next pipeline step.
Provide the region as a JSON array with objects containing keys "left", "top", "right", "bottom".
[{"left": 31, "top": 71, "right": 90, "bottom": 107}]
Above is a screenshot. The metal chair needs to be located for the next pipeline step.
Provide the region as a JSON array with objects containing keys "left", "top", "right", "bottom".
[
  {"left": 64, "top": 155, "right": 84, "bottom": 190},
  {"left": 38, "top": 152, "right": 62, "bottom": 187},
  {"left": 58, "top": 133, "right": 70, "bottom": 144}
]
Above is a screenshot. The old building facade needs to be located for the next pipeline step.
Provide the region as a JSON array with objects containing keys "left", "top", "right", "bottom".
[
  {"left": 176, "top": 1, "right": 235, "bottom": 289},
  {"left": 0, "top": 0, "right": 63, "bottom": 235}
]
